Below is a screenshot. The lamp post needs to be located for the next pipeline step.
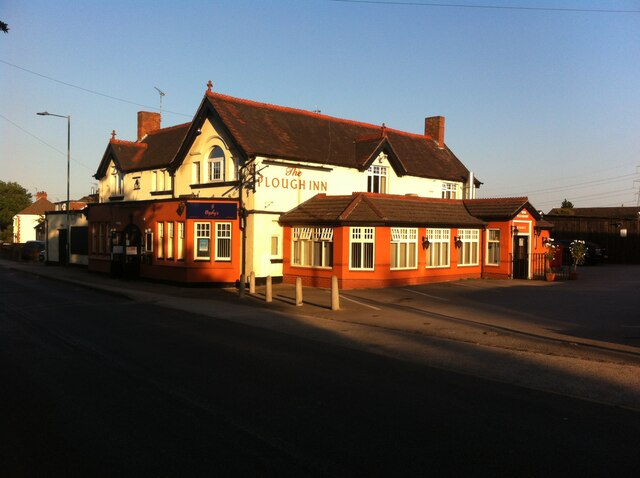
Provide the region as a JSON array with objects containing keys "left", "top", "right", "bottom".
[{"left": 37, "top": 111, "right": 70, "bottom": 265}]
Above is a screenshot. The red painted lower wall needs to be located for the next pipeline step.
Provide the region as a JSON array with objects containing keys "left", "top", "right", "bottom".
[{"left": 87, "top": 199, "right": 241, "bottom": 285}]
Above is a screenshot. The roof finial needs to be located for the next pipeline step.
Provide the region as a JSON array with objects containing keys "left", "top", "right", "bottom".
[
  {"left": 381, "top": 123, "right": 387, "bottom": 137},
  {"left": 111, "top": 130, "right": 116, "bottom": 140},
  {"left": 207, "top": 80, "right": 213, "bottom": 92}
]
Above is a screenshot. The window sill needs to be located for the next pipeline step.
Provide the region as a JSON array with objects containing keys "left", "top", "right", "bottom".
[
  {"left": 270, "top": 258, "right": 283, "bottom": 264},
  {"left": 109, "top": 195, "right": 124, "bottom": 201},
  {"left": 151, "top": 190, "right": 172, "bottom": 196}
]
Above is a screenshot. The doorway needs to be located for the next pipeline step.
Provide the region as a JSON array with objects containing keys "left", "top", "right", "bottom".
[
  {"left": 513, "top": 235, "right": 529, "bottom": 279},
  {"left": 58, "top": 228, "right": 68, "bottom": 265}
]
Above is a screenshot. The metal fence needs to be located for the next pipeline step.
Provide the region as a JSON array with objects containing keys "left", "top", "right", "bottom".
[{"left": 509, "top": 252, "right": 571, "bottom": 280}]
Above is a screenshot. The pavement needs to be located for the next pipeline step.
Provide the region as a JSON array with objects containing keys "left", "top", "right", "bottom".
[{"left": 2, "top": 258, "right": 640, "bottom": 411}]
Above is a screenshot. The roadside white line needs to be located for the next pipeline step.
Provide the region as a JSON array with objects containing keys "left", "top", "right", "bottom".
[
  {"left": 338, "top": 294, "right": 382, "bottom": 310},
  {"left": 402, "top": 288, "right": 449, "bottom": 301}
]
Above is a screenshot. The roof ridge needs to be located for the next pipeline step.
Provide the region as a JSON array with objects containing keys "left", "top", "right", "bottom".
[
  {"left": 144, "top": 121, "right": 191, "bottom": 137},
  {"left": 466, "top": 197, "right": 528, "bottom": 203},
  {"left": 207, "top": 91, "right": 434, "bottom": 142}
]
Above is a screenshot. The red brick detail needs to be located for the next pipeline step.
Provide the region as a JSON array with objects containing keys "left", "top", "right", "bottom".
[
  {"left": 425, "top": 116, "right": 445, "bottom": 148},
  {"left": 137, "top": 112, "right": 161, "bottom": 141}
]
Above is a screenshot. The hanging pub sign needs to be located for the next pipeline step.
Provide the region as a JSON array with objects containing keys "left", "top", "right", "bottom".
[{"left": 186, "top": 202, "right": 238, "bottom": 220}]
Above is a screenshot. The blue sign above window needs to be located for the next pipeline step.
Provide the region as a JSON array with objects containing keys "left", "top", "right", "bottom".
[{"left": 186, "top": 202, "right": 238, "bottom": 220}]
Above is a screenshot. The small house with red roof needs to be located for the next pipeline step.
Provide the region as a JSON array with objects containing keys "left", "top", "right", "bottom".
[{"left": 12, "top": 191, "right": 54, "bottom": 243}]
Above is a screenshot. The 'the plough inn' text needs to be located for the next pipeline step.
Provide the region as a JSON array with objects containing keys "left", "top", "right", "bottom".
[{"left": 257, "top": 167, "right": 328, "bottom": 192}]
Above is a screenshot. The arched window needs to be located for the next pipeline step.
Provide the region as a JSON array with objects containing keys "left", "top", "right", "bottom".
[{"left": 207, "top": 146, "right": 225, "bottom": 182}]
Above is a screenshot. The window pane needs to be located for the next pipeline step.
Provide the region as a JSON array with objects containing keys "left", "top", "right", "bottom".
[{"left": 351, "top": 242, "right": 362, "bottom": 269}]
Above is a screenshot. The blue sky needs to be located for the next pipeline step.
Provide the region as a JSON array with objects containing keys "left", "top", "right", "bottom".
[{"left": 1, "top": 0, "right": 639, "bottom": 211}]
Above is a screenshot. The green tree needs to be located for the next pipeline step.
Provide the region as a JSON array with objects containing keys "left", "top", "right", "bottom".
[
  {"left": 1, "top": 21, "right": 9, "bottom": 34},
  {"left": 0, "top": 181, "right": 32, "bottom": 242},
  {"left": 561, "top": 199, "right": 574, "bottom": 208}
]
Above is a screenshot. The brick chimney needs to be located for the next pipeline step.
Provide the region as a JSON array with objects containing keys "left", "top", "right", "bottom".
[
  {"left": 35, "top": 191, "right": 47, "bottom": 201},
  {"left": 425, "top": 116, "right": 445, "bottom": 148},
  {"left": 137, "top": 111, "right": 161, "bottom": 141}
]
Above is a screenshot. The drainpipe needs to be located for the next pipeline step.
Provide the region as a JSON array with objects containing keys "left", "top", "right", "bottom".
[{"left": 238, "top": 156, "right": 255, "bottom": 297}]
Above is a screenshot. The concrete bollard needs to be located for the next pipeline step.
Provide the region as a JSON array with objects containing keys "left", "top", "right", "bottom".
[
  {"left": 295, "top": 277, "right": 303, "bottom": 306},
  {"left": 249, "top": 271, "right": 255, "bottom": 294},
  {"left": 239, "top": 273, "right": 246, "bottom": 298},
  {"left": 331, "top": 275, "right": 340, "bottom": 311},
  {"left": 265, "top": 275, "right": 273, "bottom": 303}
]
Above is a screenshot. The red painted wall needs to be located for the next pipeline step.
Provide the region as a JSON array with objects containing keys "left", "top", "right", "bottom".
[
  {"left": 283, "top": 226, "right": 482, "bottom": 289},
  {"left": 88, "top": 200, "right": 241, "bottom": 284}
]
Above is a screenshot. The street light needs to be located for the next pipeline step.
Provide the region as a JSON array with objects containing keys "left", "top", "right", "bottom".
[{"left": 37, "top": 111, "right": 70, "bottom": 265}]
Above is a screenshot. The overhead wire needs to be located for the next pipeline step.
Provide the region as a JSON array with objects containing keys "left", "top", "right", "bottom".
[
  {"left": 328, "top": 0, "right": 640, "bottom": 14},
  {"left": 0, "top": 58, "right": 192, "bottom": 118}
]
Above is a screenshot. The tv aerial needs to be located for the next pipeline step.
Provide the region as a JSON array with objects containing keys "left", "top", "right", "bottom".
[{"left": 154, "top": 86, "right": 166, "bottom": 122}]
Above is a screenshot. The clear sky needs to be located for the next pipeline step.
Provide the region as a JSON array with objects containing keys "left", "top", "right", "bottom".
[{"left": 1, "top": 0, "right": 639, "bottom": 212}]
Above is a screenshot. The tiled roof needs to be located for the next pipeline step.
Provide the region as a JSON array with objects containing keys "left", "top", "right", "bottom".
[
  {"left": 16, "top": 197, "right": 55, "bottom": 215},
  {"left": 95, "top": 123, "right": 190, "bottom": 178},
  {"left": 205, "top": 92, "right": 474, "bottom": 182},
  {"left": 279, "top": 193, "right": 486, "bottom": 227},
  {"left": 96, "top": 89, "right": 476, "bottom": 185},
  {"left": 546, "top": 207, "right": 640, "bottom": 219},
  {"left": 463, "top": 197, "right": 539, "bottom": 220}
]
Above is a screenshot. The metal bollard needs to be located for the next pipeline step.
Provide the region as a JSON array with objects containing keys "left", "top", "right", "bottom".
[
  {"left": 331, "top": 275, "right": 340, "bottom": 311},
  {"left": 249, "top": 271, "right": 255, "bottom": 294},
  {"left": 265, "top": 275, "right": 273, "bottom": 302},
  {"left": 295, "top": 277, "right": 303, "bottom": 306}
]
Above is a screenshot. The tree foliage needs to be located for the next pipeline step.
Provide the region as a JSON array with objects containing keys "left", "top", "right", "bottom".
[
  {"left": 561, "top": 199, "right": 574, "bottom": 208},
  {"left": 1, "top": 21, "right": 9, "bottom": 34},
  {"left": 0, "top": 181, "right": 32, "bottom": 240}
]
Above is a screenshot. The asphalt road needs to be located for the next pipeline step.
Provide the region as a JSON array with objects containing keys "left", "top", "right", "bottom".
[
  {"left": 338, "top": 264, "right": 640, "bottom": 349},
  {"left": 1, "top": 268, "right": 640, "bottom": 477}
]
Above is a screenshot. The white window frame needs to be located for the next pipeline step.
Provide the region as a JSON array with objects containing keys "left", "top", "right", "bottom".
[
  {"left": 215, "top": 222, "right": 232, "bottom": 261},
  {"left": 192, "top": 161, "right": 201, "bottom": 185},
  {"left": 177, "top": 222, "right": 184, "bottom": 260},
  {"left": 194, "top": 222, "right": 210, "bottom": 260},
  {"left": 157, "top": 222, "right": 164, "bottom": 259},
  {"left": 349, "top": 227, "right": 375, "bottom": 271},
  {"left": 208, "top": 146, "right": 225, "bottom": 183},
  {"left": 271, "top": 235, "right": 280, "bottom": 258},
  {"left": 151, "top": 171, "right": 158, "bottom": 192},
  {"left": 425, "top": 228, "right": 450, "bottom": 268},
  {"left": 292, "top": 227, "right": 333, "bottom": 268},
  {"left": 167, "top": 222, "right": 174, "bottom": 259},
  {"left": 486, "top": 229, "right": 500, "bottom": 266},
  {"left": 367, "top": 165, "right": 388, "bottom": 194},
  {"left": 390, "top": 227, "right": 418, "bottom": 270},
  {"left": 145, "top": 229, "right": 153, "bottom": 254},
  {"left": 457, "top": 229, "right": 479, "bottom": 266},
  {"left": 442, "top": 182, "right": 457, "bottom": 199},
  {"left": 111, "top": 167, "right": 124, "bottom": 196}
]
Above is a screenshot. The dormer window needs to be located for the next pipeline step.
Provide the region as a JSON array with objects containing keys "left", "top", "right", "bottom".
[
  {"left": 367, "top": 165, "right": 387, "bottom": 194},
  {"left": 442, "top": 182, "right": 457, "bottom": 199},
  {"left": 208, "top": 146, "right": 225, "bottom": 182}
]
